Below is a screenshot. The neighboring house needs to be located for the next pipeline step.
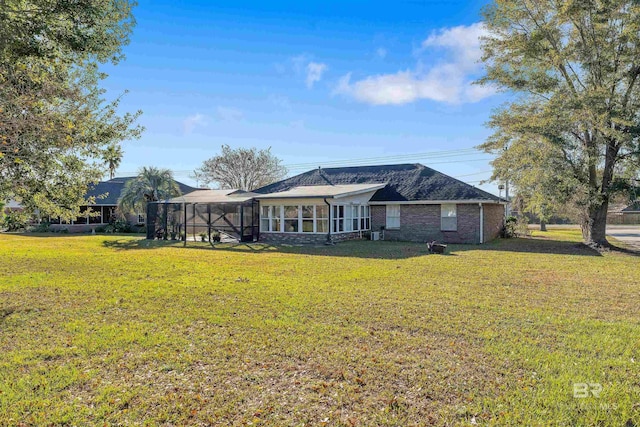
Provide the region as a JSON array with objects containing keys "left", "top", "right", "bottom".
[
  {"left": 48, "top": 177, "right": 196, "bottom": 232},
  {"left": 149, "top": 163, "right": 505, "bottom": 244},
  {"left": 608, "top": 201, "right": 640, "bottom": 225}
]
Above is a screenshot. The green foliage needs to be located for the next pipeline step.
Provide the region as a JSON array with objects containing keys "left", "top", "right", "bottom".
[
  {"left": 0, "top": 231, "right": 638, "bottom": 424},
  {"left": 0, "top": 0, "right": 143, "bottom": 222},
  {"left": 117, "top": 167, "right": 181, "bottom": 214},
  {"left": 502, "top": 215, "right": 518, "bottom": 238},
  {"left": 103, "top": 144, "right": 124, "bottom": 180},
  {"left": 479, "top": 0, "right": 640, "bottom": 244},
  {"left": 194, "top": 145, "right": 287, "bottom": 191},
  {"left": 30, "top": 221, "right": 51, "bottom": 233},
  {"left": 1, "top": 210, "right": 29, "bottom": 231},
  {"left": 102, "top": 219, "right": 132, "bottom": 234}
]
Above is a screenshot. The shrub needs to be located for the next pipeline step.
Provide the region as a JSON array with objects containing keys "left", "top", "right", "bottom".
[
  {"left": 30, "top": 221, "right": 51, "bottom": 233},
  {"left": 2, "top": 211, "right": 30, "bottom": 231},
  {"left": 502, "top": 216, "right": 518, "bottom": 238}
]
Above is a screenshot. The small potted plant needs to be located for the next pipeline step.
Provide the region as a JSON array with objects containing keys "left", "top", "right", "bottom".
[
  {"left": 211, "top": 231, "right": 221, "bottom": 243},
  {"left": 199, "top": 232, "right": 208, "bottom": 242}
]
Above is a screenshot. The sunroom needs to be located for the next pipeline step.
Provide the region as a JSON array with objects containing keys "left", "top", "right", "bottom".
[{"left": 254, "top": 183, "right": 385, "bottom": 243}]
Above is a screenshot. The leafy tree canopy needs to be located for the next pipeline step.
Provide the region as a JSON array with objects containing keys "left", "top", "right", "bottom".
[
  {"left": 194, "top": 145, "right": 287, "bottom": 191},
  {"left": 479, "top": 0, "right": 640, "bottom": 245},
  {"left": 0, "top": 0, "right": 142, "bottom": 221}
]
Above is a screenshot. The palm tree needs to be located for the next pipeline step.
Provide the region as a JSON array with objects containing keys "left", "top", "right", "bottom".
[
  {"left": 103, "top": 144, "right": 123, "bottom": 180},
  {"left": 118, "top": 167, "right": 181, "bottom": 214}
]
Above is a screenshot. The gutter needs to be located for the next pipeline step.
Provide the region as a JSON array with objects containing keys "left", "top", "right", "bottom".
[{"left": 324, "top": 197, "right": 334, "bottom": 245}]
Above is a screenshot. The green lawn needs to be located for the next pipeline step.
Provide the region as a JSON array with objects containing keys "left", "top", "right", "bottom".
[{"left": 0, "top": 231, "right": 638, "bottom": 426}]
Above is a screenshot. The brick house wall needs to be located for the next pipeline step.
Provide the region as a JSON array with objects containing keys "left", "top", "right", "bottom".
[
  {"left": 371, "top": 203, "right": 504, "bottom": 244},
  {"left": 483, "top": 203, "right": 505, "bottom": 243},
  {"left": 259, "top": 231, "right": 362, "bottom": 245}
]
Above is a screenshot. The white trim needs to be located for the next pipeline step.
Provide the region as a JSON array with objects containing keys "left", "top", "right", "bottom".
[
  {"left": 479, "top": 203, "right": 484, "bottom": 244},
  {"left": 332, "top": 184, "right": 387, "bottom": 199},
  {"left": 369, "top": 200, "right": 505, "bottom": 205}
]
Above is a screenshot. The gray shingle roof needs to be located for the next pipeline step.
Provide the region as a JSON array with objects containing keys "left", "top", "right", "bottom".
[
  {"left": 254, "top": 163, "right": 501, "bottom": 202},
  {"left": 86, "top": 177, "right": 197, "bottom": 205}
]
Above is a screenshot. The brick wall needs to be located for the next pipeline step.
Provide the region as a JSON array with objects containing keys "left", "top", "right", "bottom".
[
  {"left": 483, "top": 203, "right": 505, "bottom": 243},
  {"left": 371, "top": 203, "right": 503, "bottom": 244},
  {"left": 259, "top": 231, "right": 363, "bottom": 245}
]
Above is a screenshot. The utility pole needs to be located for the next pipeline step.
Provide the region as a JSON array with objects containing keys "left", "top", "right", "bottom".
[{"left": 505, "top": 180, "right": 510, "bottom": 217}]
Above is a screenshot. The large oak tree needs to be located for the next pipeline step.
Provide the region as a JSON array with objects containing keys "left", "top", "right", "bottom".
[
  {"left": 0, "top": 0, "right": 142, "bottom": 221},
  {"left": 479, "top": 0, "right": 640, "bottom": 245}
]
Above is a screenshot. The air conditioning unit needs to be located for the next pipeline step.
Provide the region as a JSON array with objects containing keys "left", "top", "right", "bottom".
[{"left": 371, "top": 231, "right": 380, "bottom": 241}]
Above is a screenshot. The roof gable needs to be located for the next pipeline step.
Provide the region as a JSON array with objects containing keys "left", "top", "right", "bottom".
[{"left": 254, "top": 163, "right": 500, "bottom": 202}]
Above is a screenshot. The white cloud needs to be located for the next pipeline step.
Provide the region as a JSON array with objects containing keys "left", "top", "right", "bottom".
[
  {"left": 289, "top": 54, "right": 328, "bottom": 88},
  {"left": 421, "top": 22, "right": 487, "bottom": 67},
  {"left": 376, "top": 47, "right": 388, "bottom": 59},
  {"left": 215, "top": 106, "right": 243, "bottom": 122},
  {"left": 183, "top": 113, "right": 206, "bottom": 134},
  {"left": 335, "top": 22, "right": 494, "bottom": 105},
  {"left": 306, "top": 62, "right": 328, "bottom": 88}
]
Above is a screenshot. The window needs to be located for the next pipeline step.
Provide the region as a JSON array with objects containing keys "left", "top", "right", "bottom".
[
  {"left": 302, "top": 205, "right": 314, "bottom": 232},
  {"left": 74, "top": 206, "right": 88, "bottom": 224},
  {"left": 332, "top": 205, "right": 345, "bottom": 232},
  {"left": 351, "top": 205, "right": 359, "bottom": 231},
  {"left": 283, "top": 205, "right": 299, "bottom": 232},
  {"left": 360, "top": 205, "right": 370, "bottom": 230},
  {"left": 103, "top": 206, "right": 116, "bottom": 224},
  {"left": 260, "top": 205, "right": 281, "bottom": 232},
  {"left": 260, "top": 206, "right": 270, "bottom": 231},
  {"left": 386, "top": 205, "right": 400, "bottom": 229},
  {"left": 316, "top": 205, "right": 329, "bottom": 233},
  {"left": 345, "top": 205, "right": 353, "bottom": 232},
  {"left": 88, "top": 207, "right": 102, "bottom": 224},
  {"left": 441, "top": 204, "right": 457, "bottom": 231}
]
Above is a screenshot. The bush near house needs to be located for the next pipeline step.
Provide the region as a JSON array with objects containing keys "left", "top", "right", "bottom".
[{"left": 0, "top": 230, "right": 638, "bottom": 425}]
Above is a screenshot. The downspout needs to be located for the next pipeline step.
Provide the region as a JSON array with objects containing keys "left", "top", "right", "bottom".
[
  {"left": 324, "top": 197, "right": 334, "bottom": 245},
  {"left": 479, "top": 202, "right": 484, "bottom": 244}
]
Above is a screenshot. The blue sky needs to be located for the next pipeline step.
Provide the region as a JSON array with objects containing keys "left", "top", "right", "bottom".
[{"left": 103, "top": 0, "right": 507, "bottom": 196}]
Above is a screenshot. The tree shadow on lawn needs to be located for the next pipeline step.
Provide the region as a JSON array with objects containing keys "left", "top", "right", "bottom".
[{"left": 99, "top": 234, "right": 617, "bottom": 259}]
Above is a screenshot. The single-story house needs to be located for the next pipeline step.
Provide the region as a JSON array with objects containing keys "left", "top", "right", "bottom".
[
  {"left": 148, "top": 163, "right": 505, "bottom": 244},
  {"left": 608, "top": 201, "right": 640, "bottom": 225},
  {"left": 48, "top": 176, "right": 196, "bottom": 232}
]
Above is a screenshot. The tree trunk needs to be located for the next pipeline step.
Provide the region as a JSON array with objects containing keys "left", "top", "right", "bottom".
[
  {"left": 582, "top": 200, "right": 609, "bottom": 246},
  {"left": 540, "top": 219, "right": 547, "bottom": 232}
]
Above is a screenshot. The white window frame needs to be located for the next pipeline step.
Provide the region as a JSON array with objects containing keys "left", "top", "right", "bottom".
[
  {"left": 386, "top": 205, "right": 400, "bottom": 229},
  {"left": 441, "top": 204, "right": 457, "bottom": 231},
  {"left": 260, "top": 205, "right": 283, "bottom": 232},
  {"left": 261, "top": 204, "right": 335, "bottom": 234}
]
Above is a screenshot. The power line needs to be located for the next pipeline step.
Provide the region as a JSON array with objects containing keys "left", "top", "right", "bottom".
[
  {"left": 116, "top": 147, "right": 490, "bottom": 175},
  {"left": 453, "top": 170, "right": 493, "bottom": 178},
  {"left": 283, "top": 148, "right": 480, "bottom": 168}
]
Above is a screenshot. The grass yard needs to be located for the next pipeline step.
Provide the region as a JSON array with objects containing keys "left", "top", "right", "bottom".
[{"left": 0, "top": 230, "right": 639, "bottom": 426}]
